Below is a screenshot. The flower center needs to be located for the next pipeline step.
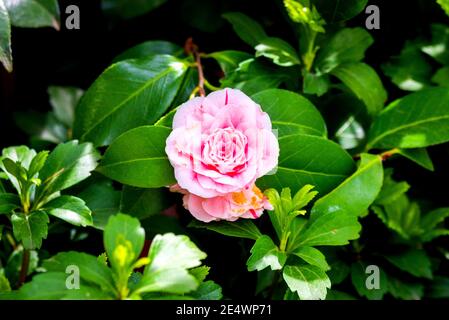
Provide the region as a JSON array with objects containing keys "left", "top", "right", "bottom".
[{"left": 202, "top": 128, "right": 248, "bottom": 175}]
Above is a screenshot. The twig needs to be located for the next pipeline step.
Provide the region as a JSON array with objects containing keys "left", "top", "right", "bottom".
[
  {"left": 185, "top": 38, "right": 206, "bottom": 97},
  {"left": 18, "top": 248, "right": 30, "bottom": 287}
]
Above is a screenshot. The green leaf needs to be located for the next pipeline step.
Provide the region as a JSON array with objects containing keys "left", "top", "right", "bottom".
[
  {"left": 432, "top": 66, "right": 449, "bottom": 87},
  {"left": 190, "top": 266, "right": 210, "bottom": 283},
  {"left": 191, "top": 281, "right": 223, "bottom": 300},
  {"left": 374, "top": 170, "right": 410, "bottom": 206},
  {"left": 102, "top": 0, "right": 167, "bottom": 19},
  {"left": 385, "top": 249, "right": 432, "bottom": 279},
  {"left": 437, "top": 0, "right": 449, "bottom": 16},
  {"left": 5, "top": 0, "right": 60, "bottom": 29},
  {"left": 421, "top": 24, "right": 449, "bottom": 65},
  {"left": 258, "top": 134, "right": 355, "bottom": 197},
  {"left": 135, "top": 268, "right": 198, "bottom": 295},
  {"left": 0, "top": 0, "right": 12, "bottom": 72},
  {"left": 331, "top": 62, "right": 387, "bottom": 116},
  {"left": 302, "top": 71, "right": 330, "bottom": 96},
  {"left": 0, "top": 269, "right": 11, "bottom": 292},
  {"left": 247, "top": 235, "right": 286, "bottom": 272},
  {"left": 251, "top": 89, "right": 327, "bottom": 137},
  {"left": 42, "top": 195, "right": 93, "bottom": 227},
  {"left": 77, "top": 178, "right": 120, "bottom": 230},
  {"left": 36, "top": 141, "right": 100, "bottom": 198},
  {"left": 387, "top": 276, "right": 424, "bottom": 300},
  {"left": 294, "top": 154, "right": 382, "bottom": 248},
  {"left": 222, "top": 12, "right": 267, "bottom": 47},
  {"left": 382, "top": 41, "right": 432, "bottom": 91},
  {"left": 97, "top": 126, "right": 175, "bottom": 188},
  {"left": 104, "top": 214, "right": 145, "bottom": 272},
  {"left": 255, "top": 37, "right": 300, "bottom": 67},
  {"left": 48, "top": 86, "right": 84, "bottom": 127},
  {"left": 1, "top": 146, "right": 36, "bottom": 193},
  {"left": 316, "top": 28, "right": 374, "bottom": 74},
  {"left": 27, "top": 150, "right": 49, "bottom": 178},
  {"left": 12, "top": 211, "right": 49, "bottom": 249},
  {"left": 206, "top": 51, "right": 253, "bottom": 75},
  {"left": 314, "top": 0, "right": 368, "bottom": 22},
  {"left": 189, "top": 219, "right": 262, "bottom": 240},
  {"left": 120, "top": 186, "right": 171, "bottom": 220},
  {"left": 429, "top": 276, "right": 449, "bottom": 298},
  {"left": 0, "top": 193, "right": 20, "bottom": 214},
  {"left": 292, "top": 247, "right": 329, "bottom": 271},
  {"left": 420, "top": 208, "right": 449, "bottom": 233},
  {"left": 283, "top": 264, "right": 331, "bottom": 300},
  {"left": 367, "top": 88, "right": 449, "bottom": 149},
  {"left": 398, "top": 148, "right": 434, "bottom": 171},
  {"left": 113, "top": 41, "right": 183, "bottom": 62},
  {"left": 351, "top": 262, "right": 388, "bottom": 300},
  {"left": 283, "top": 0, "right": 325, "bottom": 32},
  {"left": 43, "top": 251, "right": 115, "bottom": 293},
  {"left": 73, "top": 55, "right": 188, "bottom": 146}
]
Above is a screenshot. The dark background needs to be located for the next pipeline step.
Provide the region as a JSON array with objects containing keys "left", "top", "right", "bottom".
[{"left": 1, "top": 0, "right": 449, "bottom": 298}]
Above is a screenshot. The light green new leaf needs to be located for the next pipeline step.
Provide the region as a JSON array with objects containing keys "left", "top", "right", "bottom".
[
  {"left": 420, "top": 208, "right": 449, "bottom": 233},
  {"left": 104, "top": 214, "right": 145, "bottom": 272},
  {"left": 222, "top": 12, "right": 267, "bottom": 47},
  {"left": 74, "top": 55, "right": 187, "bottom": 146},
  {"left": 97, "top": 126, "right": 175, "bottom": 188},
  {"left": 292, "top": 247, "right": 329, "bottom": 271},
  {"left": 4, "top": 0, "right": 60, "bottom": 29},
  {"left": 189, "top": 219, "right": 262, "bottom": 240},
  {"left": 293, "top": 154, "right": 382, "bottom": 248},
  {"left": 43, "top": 195, "right": 93, "bottom": 227},
  {"left": 367, "top": 88, "right": 449, "bottom": 150},
  {"left": 36, "top": 140, "right": 100, "bottom": 198},
  {"left": 12, "top": 211, "right": 49, "bottom": 249},
  {"left": 437, "top": 0, "right": 449, "bottom": 16},
  {"left": 255, "top": 37, "right": 300, "bottom": 67},
  {"left": 134, "top": 268, "right": 198, "bottom": 295},
  {"left": 251, "top": 89, "right": 327, "bottom": 137},
  {"left": 247, "top": 235, "right": 286, "bottom": 272},
  {"left": 0, "top": 0, "right": 12, "bottom": 72},
  {"left": 1, "top": 146, "right": 36, "bottom": 193},
  {"left": 331, "top": 62, "right": 387, "bottom": 116},
  {"left": 283, "top": 264, "right": 331, "bottom": 300},
  {"left": 258, "top": 134, "right": 355, "bottom": 196},
  {"left": 316, "top": 28, "right": 373, "bottom": 74},
  {"left": 43, "top": 251, "right": 115, "bottom": 293},
  {"left": 385, "top": 249, "right": 432, "bottom": 279}
]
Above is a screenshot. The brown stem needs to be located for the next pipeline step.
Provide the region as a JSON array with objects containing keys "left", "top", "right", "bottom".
[
  {"left": 18, "top": 248, "right": 30, "bottom": 287},
  {"left": 185, "top": 37, "right": 206, "bottom": 97}
]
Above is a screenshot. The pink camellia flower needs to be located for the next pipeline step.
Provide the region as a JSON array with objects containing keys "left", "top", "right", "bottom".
[
  {"left": 170, "top": 184, "right": 273, "bottom": 222},
  {"left": 165, "top": 88, "right": 279, "bottom": 199}
]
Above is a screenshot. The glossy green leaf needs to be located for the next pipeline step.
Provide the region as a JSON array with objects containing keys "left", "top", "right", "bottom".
[
  {"left": 255, "top": 37, "right": 300, "bottom": 67},
  {"left": 1, "top": 146, "right": 36, "bottom": 193},
  {"left": 74, "top": 55, "right": 188, "bottom": 146},
  {"left": 314, "top": 0, "right": 368, "bottom": 22},
  {"left": 351, "top": 262, "right": 388, "bottom": 300},
  {"left": 5, "top": 0, "right": 60, "bottom": 29},
  {"left": 120, "top": 186, "right": 171, "bottom": 220},
  {"left": 43, "top": 251, "right": 115, "bottom": 293},
  {"left": 36, "top": 141, "right": 100, "bottom": 198},
  {"left": 367, "top": 88, "right": 449, "bottom": 149},
  {"left": 206, "top": 51, "right": 253, "bottom": 75},
  {"left": 97, "top": 126, "right": 175, "bottom": 188},
  {"left": 135, "top": 267, "right": 198, "bottom": 295},
  {"left": 420, "top": 208, "right": 449, "bottom": 233},
  {"left": 27, "top": 150, "right": 48, "bottom": 178},
  {"left": 247, "top": 235, "right": 286, "bottom": 272},
  {"left": 331, "top": 62, "right": 387, "bottom": 116},
  {"left": 316, "top": 28, "right": 374, "bottom": 73},
  {"left": 398, "top": 148, "right": 434, "bottom": 171},
  {"left": 292, "top": 247, "right": 329, "bottom": 271},
  {"left": 102, "top": 0, "right": 167, "bottom": 19},
  {"left": 104, "top": 214, "right": 145, "bottom": 272},
  {"left": 385, "top": 249, "right": 432, "bottom": 279},
  {"left": 48, "top": 86, "right": 83, "bottom": 127},
  {"left": 293, "top": 154, "right": 382, "bottom": 248},
  {"left": 189, "top": 219, "right": 262, "bottom": 240},
  {"left": 0, "top": 0, "right": 12, "bottom": 72},
  {"left": 251, "top": 89, "right": 327, "bottom": 137},
  {"left": 283, "top": 264, "right": 331, "bottom": 300},
  {"left": 222, "top": 12, "right": 267, "bottom": 47},
  {"left": 113, "top": 41, "right": 183, "bottom": 62},
  {"left": 12, "top": 211, "right": 49, "bottom": 249},
  {"left": 43, "top": 195, "right": 93, "bottom": 227},
  {"left": 0, "top": 193, "right": 20, "bottom": 213},
  {"left": 258, "top": 134, "right": 355, "bottom": 196}
]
